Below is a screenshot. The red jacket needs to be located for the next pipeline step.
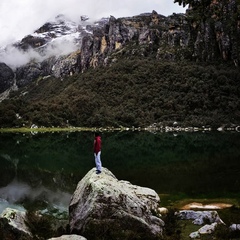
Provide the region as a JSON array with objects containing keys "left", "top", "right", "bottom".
[{"left": 94, "top": 136, "right": 101, "bottom": 154}]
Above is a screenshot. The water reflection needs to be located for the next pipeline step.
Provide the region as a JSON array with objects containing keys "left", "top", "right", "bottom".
[
  {"left": 0, "top": 198, "right": 25, "bottom": 216},
  {"left": 0, "top": 179, "right": 71, "bottom": 206},
  {"left": 0, "top": 131, "right": 239, "bottom": 213},
  {"left": 0, "top": 179, "right": 72, "bottom": 217}
]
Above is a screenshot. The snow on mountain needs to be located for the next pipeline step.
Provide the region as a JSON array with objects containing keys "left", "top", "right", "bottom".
[{"left": 0, "top": 14, "right": 108, "bottom": 68}]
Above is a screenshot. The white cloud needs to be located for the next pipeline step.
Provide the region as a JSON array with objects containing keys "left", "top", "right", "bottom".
[
  {"left": 0, "top": 0, "right": 186, "bottom": 47},
  {"left": 0, "top": 0, "right": 186, "bottom": 67},
  {"left": 1, "top": 38, "right": 79, "bottom": 69}
]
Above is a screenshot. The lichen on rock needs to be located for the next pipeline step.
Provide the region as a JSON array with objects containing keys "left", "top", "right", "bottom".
[{"left": 69, "top": 167, "right": 164, "bottom": 239}]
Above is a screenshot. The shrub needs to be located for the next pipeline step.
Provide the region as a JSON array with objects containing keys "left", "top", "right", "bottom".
[
  {"left": 25, "top": 211, "right": 55, "bottom": 239},
  {"left": 162, "top": 208, "right": 181, "bottom": 240}
]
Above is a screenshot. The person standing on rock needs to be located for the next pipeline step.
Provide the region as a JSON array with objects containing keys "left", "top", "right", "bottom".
[{"left": 94, "top": 132, "right": 102, "bottom": 174}]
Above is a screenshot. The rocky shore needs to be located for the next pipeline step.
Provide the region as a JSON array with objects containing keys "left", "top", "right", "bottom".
[{"left": 0, "top": 168, "right": 239, "bottom": 239}]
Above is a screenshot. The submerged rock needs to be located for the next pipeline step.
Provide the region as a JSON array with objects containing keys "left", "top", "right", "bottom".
[{"left": 69, "top": 167, "right": 164, "bottom": 239}]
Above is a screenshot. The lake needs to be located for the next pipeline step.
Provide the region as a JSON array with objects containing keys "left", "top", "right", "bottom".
[{"left": 0, "top": 130, "right": 240, "bottom": 216}]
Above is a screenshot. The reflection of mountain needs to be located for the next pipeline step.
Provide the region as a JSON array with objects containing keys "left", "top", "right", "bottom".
[
  {"left": 0, "top": 131, "right": 240, "bottom": 199},
  {"left": 0, "top": 132, "right": 93, "bottom": 192},
  {"left": 0, "top": 179, "right": 71, "bottom": 213},
  {"left": 0, "top": 130, "right": 240, "bottom": 222}
]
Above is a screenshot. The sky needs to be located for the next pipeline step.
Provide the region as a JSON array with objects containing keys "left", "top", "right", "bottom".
[{"left": 0, "top": 0, "right": 186, "bottom": 47}]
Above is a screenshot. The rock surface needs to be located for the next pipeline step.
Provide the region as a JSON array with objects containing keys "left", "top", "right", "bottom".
[
  {"left": 177, "top": 210, "right": 224, "bottom": 225},
  {"left": 189, "top": 223, "right": 218, "bottom": 239},
  {"left": 230, "top": 223, "right": 240, "bottom": 231},
  {"left": 0, "top": 208, "right": 32, "bottom": 239},
  {"left": 48, "top": 235, "right": 87, "bottom": 240},
  {"left": 177, "top": 210, "right": 226, "bottom": 239},
  {"left": 69, "top": 167, "right": 164, "bottom": 239},
  {"left": 198, "top": 223, "right": 218, "bottom": 234}
]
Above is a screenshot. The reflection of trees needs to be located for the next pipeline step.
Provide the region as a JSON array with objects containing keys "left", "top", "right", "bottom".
[
  {"left": 0, "top": 132, "right": 93, "bottom": 192},
  {"left": 0, "top": 131, "right": 240, "bottom": 200},
  {"left": 104, "top": 131, "right": 240, "bottom": 197},
  {"left": 0, "top": 155, "right": 16, "bottom": 187}
]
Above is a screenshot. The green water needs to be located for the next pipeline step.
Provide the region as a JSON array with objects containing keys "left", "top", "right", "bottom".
[{"left": 0, "top": 130, "right": 240, "bottom": 213}]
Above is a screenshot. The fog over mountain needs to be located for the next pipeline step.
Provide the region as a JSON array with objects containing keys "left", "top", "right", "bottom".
[
  {"left": 0, "top": 0, "right": 186, "bottom": 47},
  {"left": 0, "top": 1, "right": 186, "bottom": 68},
  {"left": 0, "top": 14, "right": 82, "bottom": 68}
]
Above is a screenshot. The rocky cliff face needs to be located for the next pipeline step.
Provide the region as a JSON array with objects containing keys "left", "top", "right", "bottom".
[
  {"left": 0, "top": 1, "right": 239, "bottom": 98},
  {"left": 0, "top": 63, "right": 14, "bottom": 93}
]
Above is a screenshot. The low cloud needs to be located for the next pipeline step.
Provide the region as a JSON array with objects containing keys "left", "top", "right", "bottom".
[
  {"left": 0, "top": 46, "right": 43, "bottom": 68},
  {"left": 0, "top": 35, "right": 79, "bottom": 68},
  {"left": 0, "top": 0, "right": 186, "bottom": 47},
  {"left": 0, "top": 0, "right": 186, "bottom": 68}
]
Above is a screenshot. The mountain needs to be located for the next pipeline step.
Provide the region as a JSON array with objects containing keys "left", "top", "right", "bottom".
[
  {"left": 0, "top": 14, "right": 108, "bottom": 86},
  {"left": 0, "top": 1, "right": 239, "bottom": 128}
]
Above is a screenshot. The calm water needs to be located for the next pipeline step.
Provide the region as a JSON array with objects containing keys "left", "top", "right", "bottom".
[{"left": 0, "top": 130, "right": 240, "bottom": 214}]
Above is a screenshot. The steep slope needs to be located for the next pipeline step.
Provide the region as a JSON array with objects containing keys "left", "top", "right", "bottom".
[
  {"left": 1, "top": 58, "right": 239, "bottom": 128},
  {"left": 0, "top": 2, "right": 239, "bottom": 128}
]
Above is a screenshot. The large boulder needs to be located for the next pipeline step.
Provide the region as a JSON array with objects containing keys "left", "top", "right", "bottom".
[{"left": 69, "top": 168, "right": 164, "bottom": 239}]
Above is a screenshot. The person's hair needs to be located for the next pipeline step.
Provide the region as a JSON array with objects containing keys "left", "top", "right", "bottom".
[{"left": 95, "top": 132, "right": 100, "bottom": 137}]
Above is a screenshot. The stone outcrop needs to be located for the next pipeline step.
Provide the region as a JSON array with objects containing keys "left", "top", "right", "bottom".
[
  {"left": 177, "top": 210, "right": 224, "bottom": 225},
  {"left": 69, "top": 167, "right": 164, "bottom": 239},
  {"left": 175, "top": 0, "right": 239, "bottom": 65},
  {"left": 0, "top": 208, "right": 32, "bottom": 239}
]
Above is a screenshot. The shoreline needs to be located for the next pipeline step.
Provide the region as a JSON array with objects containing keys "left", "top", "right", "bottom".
[{"left": 0, "top": 125, "right": 239, "bottom": 133}]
